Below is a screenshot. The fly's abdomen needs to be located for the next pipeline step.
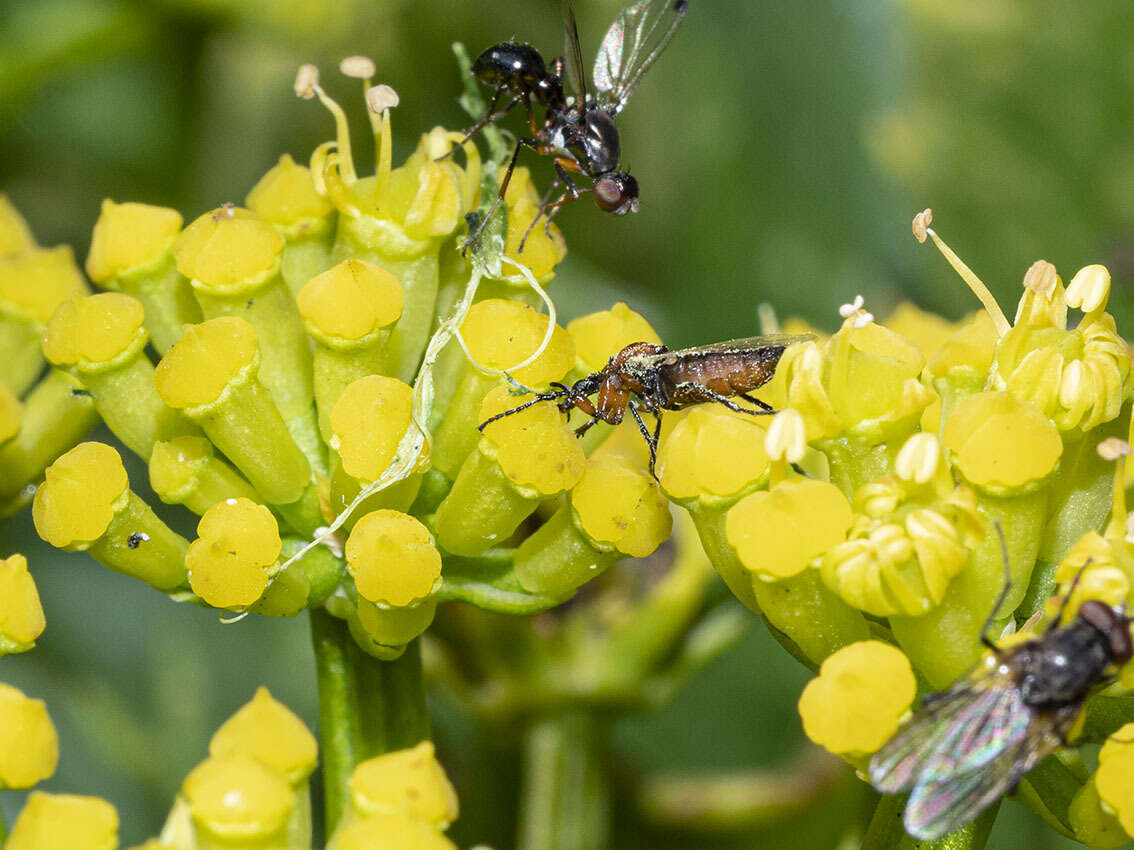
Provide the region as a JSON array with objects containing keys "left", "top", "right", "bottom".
[{"left": 665, "top": 349, "right": 783, "bottom": 400}]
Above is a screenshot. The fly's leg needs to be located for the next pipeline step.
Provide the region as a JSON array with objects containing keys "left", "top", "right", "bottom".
[
  {"left": 439, "top": 88, "right": 516, "bottom": 160},
  {"left": 980, "top": 521, "right": 1014, "bottom": 651},
  {"left": 463, "top": 137, "right": 551, "bottom": 254},
  {"left": 519, "top": 160, "right": 583, "bottom": 252},
  {"left": 628, "top": 402, "right": 659, "bottom": 477}
]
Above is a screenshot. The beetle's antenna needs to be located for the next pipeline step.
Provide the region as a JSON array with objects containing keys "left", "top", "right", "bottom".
[
  {"left": 477, "top": 385, "right": 572, "bottom": 431},
  {"left": 979, "top": 520, "right": 1013, "bottom": 651}
]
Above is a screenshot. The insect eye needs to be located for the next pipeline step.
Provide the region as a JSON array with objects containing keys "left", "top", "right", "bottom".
[{"left": 594, "top": 173, "right": 639, "bottom": 214}]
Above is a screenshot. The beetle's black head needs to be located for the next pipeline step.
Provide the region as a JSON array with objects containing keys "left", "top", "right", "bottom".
[
  {"left": 593, "top": 172, "right": 639, "bottom": 215},
  {"left": 1078, "top": 599, "right": 1133, "bottom": 664}
]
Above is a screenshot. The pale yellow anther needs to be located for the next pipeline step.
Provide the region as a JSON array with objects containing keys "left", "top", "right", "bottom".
[
  {"left": 912, "top": 209, "right": 932, "bottom": 243},
  {"left": 895, "top": 432, "right": 941, "bottom": 484},
  {"left": 294, "top": 64, "right": 319, "bottom": 99},
  {"left": 340, "top": 56, "right": 376, "bottom": 79},
  {"left": 1059, "top": 360, "right": 1086, "bottom": 410},
  {"left": 366, "top": 84, "right": 400, "bottom": 113},
  {"left": 765, "top": 408, "right": 806, "bottom": 464},
  {"left": 838, "top": 295, "right": 874, "bottom": 328},
  {"left": 1022, "top": 260, "right": 1058, "bottom": 297},
  {"left": 1098, "top": 438, "right": 1132, "bottom": 462},
  {"left": 1066, "top": 264, "right": 1111, "bottom": 314}
]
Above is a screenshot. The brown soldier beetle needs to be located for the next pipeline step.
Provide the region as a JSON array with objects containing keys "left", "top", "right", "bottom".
[{"left": 478, "top": 333, "right": 812, "bottom": 476}]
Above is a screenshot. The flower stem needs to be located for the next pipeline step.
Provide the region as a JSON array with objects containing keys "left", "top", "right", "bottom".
[
  {"left": 0, "top": 805, "right": 8, "bottom": 843},
  {"left": 310, "top": 608, "right": 359, "bottom": 835},
  {"left": 861, "top": 794, "right": 998, "bottom": 850},
  {"left": 517, "top": 711, "right": 610, "bottom": 850},
  {"left": 310, "top": 610, "right": 432, "bottom": 835}
]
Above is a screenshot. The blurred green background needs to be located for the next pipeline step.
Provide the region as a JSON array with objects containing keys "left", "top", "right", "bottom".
[{"left": 2, "top": 0, "right": 1133, "bottom": 846}]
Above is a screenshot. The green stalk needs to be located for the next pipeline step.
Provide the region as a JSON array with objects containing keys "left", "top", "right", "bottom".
[
  {"left": 517, "top": 711, "right": 610, "bottom": 850},
  {"left": 861, "top": 794, "right": 998, "bottom": 850},
  {"left": 310, "top": 613, "right": 432, "bottom": 833},
  {"left": 310, "top": 609, "right": 359, "bottom": 835},
  {"left": 0, "top": 805, "right": 8, "bottom": 843}
]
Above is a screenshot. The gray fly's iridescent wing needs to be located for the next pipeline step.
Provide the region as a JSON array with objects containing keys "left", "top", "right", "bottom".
[
  {"left": 592, "top": 0, "right": 688, "bottom": 115},
  {"left": 903, "top": 717, "right": 1061, "bottom": 840}
]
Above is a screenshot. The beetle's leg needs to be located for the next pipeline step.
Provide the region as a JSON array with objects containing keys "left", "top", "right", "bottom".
[
  {"left": 439, "top": 89, "right": 517, "bottom": 160},
  {"left": 738, "top": 391, "right": 775, "bottom": 412},
  {"left": 691, "top": 386, "right": 777, "bottom": 416},
  {"left": 627, "top": 402, "right": 659, "bottom": 477},
  {"left": 574, "top": 416, "right": 600, "bottom": 437}
]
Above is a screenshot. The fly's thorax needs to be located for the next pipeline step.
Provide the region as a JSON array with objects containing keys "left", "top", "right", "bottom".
[
  {"left": 1017, "top": 619, "right": 1115, "bottom": 708},
  {"left": 471, "top": 41, "right": 548, "bottom": 92}
]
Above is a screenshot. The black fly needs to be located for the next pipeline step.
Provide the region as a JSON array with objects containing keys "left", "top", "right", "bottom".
[
  {"left": 869, "top": 526, "right": 1133, "bottom": 840},
  {"left": 452, "top": 0, "right": 689, "bottom": 251}
]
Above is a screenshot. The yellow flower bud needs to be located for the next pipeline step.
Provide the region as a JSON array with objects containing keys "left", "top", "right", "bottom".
[
  {"left": 0, "top": 683, "right": 58, "bottom": 788},
  {"left": 726, "top": 479, "right": 852, "bottom": 580},
  {"left": 246, "top": 154, "right": 334, "bottom": 230},
  {"left": 86, "top": 200, "right": 183, "bottom": 283},
  {"left": 566, "top": 301, "right": 660, "bottom": 372},
  {"left": 942, "top": 391, "right": 1062, "bottom": 491},
  {"left": 298, "top": 259, "right": 403, "bottom": 345},
  {"left": 572, "top": 454, "right": 672, "bottom": 557},
  {"left": 32, "top": 441, "right": 128, "bottom": 549},
  {"left": 349, "top": 741, "right": 459, "bottom": 826},
  {"left": 883, "top": 302, "right": 966, "bottom": 361},
  {"left": 334, "top": 812, "right": 457, "bottom": 850},
  {"left": 459, "top": 299, "right": 575, "bottom": 387},
  {"left": 0, "top": 245, "right": 89, "bottom": 324},
  {"left": 354, "top": 596, "right": 438, "bottom": 650},
  {"left": 0, "top": 194, "right": 35, "bottom": 256},
  {"left": 0, "top": 553, "right": 45, "bottom": 653},
  {"left": 926, "top": 310, "right": 998, "bottom": 379},
  {"left": 1094, "top": 724, "right": 1134, "bottom": 840},
  {"left": 155, "top": 316, "right": 259, "bottom": 410},
  {"left": 331, "top": 375, "right": 414, "bottom": 482},
  {"left": 187, "top": 498, "right": 282, "bottom": 609},
  {"left": 0, "top": 380, "right": 21, "bottom": 443},
  {"left": 478, "top": 386, "right": 585, "bottom": 495},
  {"left": 797, "top": 640, "right": 916, "bottom": 756},
  {"left": 498, "top": 166, "right": 568, "bottom": 279},
  {"left": 346, "top": 510, "right": 441, "bottom": 607},
  {"left": 656, "top": 406, "right": 770, "bottom": 500},
  {"left": 43, "top": 292, "right": 147, "bottom": 368},
  {"left": 149, "top": 436, "right": 259, "bottom": 513},
  {"left": 6, "top": 792, "right": 117, "bottom": 850},
  {"left": 182, "top": 754, "right": 294, "bottom": 842},
  {"left": 174, "top": 207, "right": 284, "bottom": 290},
  {"left": 209, "top": 687, "right": 318, "bottom": 785}
]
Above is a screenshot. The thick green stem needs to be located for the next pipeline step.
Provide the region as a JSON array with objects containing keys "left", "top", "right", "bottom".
[
  {"left": 517, "top": 711, "right": 610, "bottom": 850},
  {"left": 310, "top": 612, "right": 431, "bottom": 834},
  {"left": 861, "top": 794, "right": 998, "bottom": 850},
  {"left": 310, "top": 609, "right": 358, "bottom": 835},
  {"left": 0, "top": 805, "right": 8, "bottom": 843}
]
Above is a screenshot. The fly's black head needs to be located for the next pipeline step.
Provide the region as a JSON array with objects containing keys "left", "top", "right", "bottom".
[
  {"left": 580, "top": 108, "right": 621, "bottom": 175},
  {"left": 593, "top": 172, "right": 639, "bottom": 215},
  {"left": 1078, "top": 599, "right": 1133, "bottom": 664}
]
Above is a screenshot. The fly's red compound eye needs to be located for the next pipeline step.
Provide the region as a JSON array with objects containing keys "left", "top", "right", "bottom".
[{"left": 594, "top": 173, "right": 639, "bottom": 215}]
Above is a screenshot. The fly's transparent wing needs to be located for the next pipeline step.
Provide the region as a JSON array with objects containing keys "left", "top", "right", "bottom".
[
  {"left": 904, "top": 722, "right": 1061, "bottom": 840},
  {"left": 593, "top": 0, "right": 688, "bottom": 115},
  {"left": 915, "top": 685, "right": 1033, "bottom": 781},
  {"left": 869, "top": 679, "right": 991, "bottom": 794},
  {"left": 562, "top": 0, "right": 589, "bottom": 106}
]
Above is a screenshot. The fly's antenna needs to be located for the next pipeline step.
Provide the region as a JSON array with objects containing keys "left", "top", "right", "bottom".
[
  {"left": 979, "top": 520, "right": 1013, "bottom": 650},
  {"left": 1050, "top": 557, "right": 1095, "bottom": 631}
]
